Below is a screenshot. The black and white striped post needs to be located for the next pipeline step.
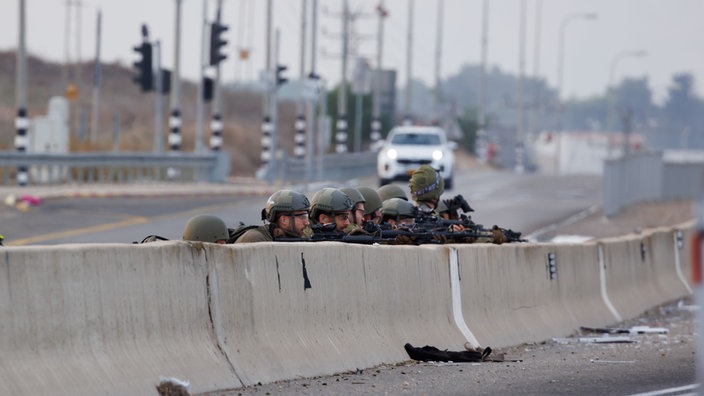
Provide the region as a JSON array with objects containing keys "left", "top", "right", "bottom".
[
  {"left": 335, "top": 115, "right": 348, "bottom": 153},
  {"left": 15, "top": 108, "right": 29, "bottom": 186},
  {"left": 294, "top": 114, "right": 306, "bottom": 159},
  {"left": 210, "top": 113, "right": 222, "bottom": 151},
  {"left": 261, "top": 115, "right": 273, "bottom": 167},
  {"left": 370, "top": 117, "right": 381, "bottom": 144},
  {"left": 15, "top": 0, "right": 28, "bottom": 186},
  {"left": 166, "top": 108, "right": 181, "bottom": 179},
  {"left": 168, "top": 109, "right": 182, "bottom": 151}
]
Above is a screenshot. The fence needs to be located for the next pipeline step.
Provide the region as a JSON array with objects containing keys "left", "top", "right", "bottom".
[
  {"left": 0, "top": 151, "right": 230, "bottom": 185},
  {"left": 603, "top": 150, "right": 704, "bottom": 216}
]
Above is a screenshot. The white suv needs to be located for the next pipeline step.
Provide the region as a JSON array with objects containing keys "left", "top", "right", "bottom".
[{"left": 377, "top": 126, "right": 457, "bottom": 189}]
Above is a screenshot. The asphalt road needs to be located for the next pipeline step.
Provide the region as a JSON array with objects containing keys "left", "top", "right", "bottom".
[{"left": 1, "top": 169, "right": 601, "bottom": 245}]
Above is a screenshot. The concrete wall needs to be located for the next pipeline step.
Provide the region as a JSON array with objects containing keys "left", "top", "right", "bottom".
[{"left": 0, "top": 226, "right": 694, "bottom": 395}]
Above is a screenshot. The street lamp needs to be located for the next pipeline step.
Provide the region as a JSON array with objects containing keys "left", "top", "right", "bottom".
[
  {"left": 556, "top": 12, "right": 597, "bottom": 130},
  {"left": 606, "top": 50, "right": 647, "bottom": 158}
]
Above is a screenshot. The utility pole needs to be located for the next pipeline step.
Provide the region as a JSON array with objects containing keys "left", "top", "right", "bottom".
[
  {"left": 432, "top": 0, "right": 444, "bottom": 123},
  {"left": 269, "top": 29, "right": 282, "bottom": 184},
  {"left": 90, "top": 9, "right": 102, "bottom": 144},
  {"left": 305, "top": 0, "right": 319, "bottom": 183},
  {"left": 195, "top": 0, "right": 208, "bottom": 154},
  {"left": 335, "top": 0, "right": 350, "bottom": 153},
  {"left": 154, "top": 41, "right": 164, "bottom": 153},
  {"left": 370, "top": 1, "right": 387, "bottom": 145},
  {"left": 528, "top": 0, "right": 543, "bottom": 147},
  {"left": 15, "top": 0, "right": 28, "bottom": 186},
  {"left": 260, "top": 0, "right": 274, "bottom": 180},
  {"left": 476, "top": 0, "right": 489, "bottom": 164},
  {"left": 403, "top": 0, "right": 414, "bottom": 125},
  {"left": 295, "top": 0, "right": 308, "bottom": 160},
  {"left": 515, "top": 0, "right": 526, "bottom": 174},
  {"left": 168, "top": 0, "right": 183, "bottom": 180}
]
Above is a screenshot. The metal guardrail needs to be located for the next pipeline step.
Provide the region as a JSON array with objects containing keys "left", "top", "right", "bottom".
[
  {"left": 276, "top": 151, "right": 378, "bottom": 182},
  {"left": 0, "top": 151, "right": 230, "bottom": 185}
]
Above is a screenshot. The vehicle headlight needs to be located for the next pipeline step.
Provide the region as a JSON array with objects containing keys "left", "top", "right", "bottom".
[
  {"left": 432, "top": 150, "right": 443, "bottom": 161},
  {"left": 386, "top": 148, "right": 398, "bottom": 160}
]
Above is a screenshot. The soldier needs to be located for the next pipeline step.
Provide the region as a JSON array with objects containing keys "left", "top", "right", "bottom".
[
  {"left": 340, "top": 187, "right": 366, "bottom": 226},
  {"left": 182, "top": 214, "right": 230, "bottom": 244},
  {"left": 310, "top": 188, "right": 354, "bottom": 233},
  {"left": 409, "top": 164, "right": 445, "bottom": 215},
  {"left": 357, "top": 186, "right": 383, "bottom": 224},
  {"left": 377, "top": 184, "right": 409, "bottom": 202},
  {"left": 380, "top": 198, "right": 417, "bottom": 229},
  {"left": 235, "top": 189, "right": 313, "bottom": 243}
]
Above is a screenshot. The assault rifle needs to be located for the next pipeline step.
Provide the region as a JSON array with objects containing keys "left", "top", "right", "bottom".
[{"left": 275, "top": 221, "right": 523, "bottom": 245}]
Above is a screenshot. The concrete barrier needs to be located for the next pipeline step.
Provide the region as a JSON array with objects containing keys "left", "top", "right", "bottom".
[
  {"left": 208, "top": 242, "right": 468, "bottom": 387},
  {"left": 600, "top": 228, "right": 690, "bottom": 320},
  {"left": 0, "top": 242, "right": 239, "bottom": 396},
  {"left": 455, "top": 242, "right": 615, "bottom": 348},
  {"left": 0, "top": 225, "right": 693, "bottom": 395}
]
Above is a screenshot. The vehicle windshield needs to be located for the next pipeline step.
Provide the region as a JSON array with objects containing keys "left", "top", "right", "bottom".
[{"left": 389, "top": 132, "right": 442, "bottom": 146}]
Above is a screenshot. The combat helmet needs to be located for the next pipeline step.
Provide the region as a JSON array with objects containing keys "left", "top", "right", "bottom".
[
  {"left": 357, "top": 186, "right": 383, "bottom": 216},
  {"left": 340, "top": 187, "right": 366, "bottom": 205},
  {"left": 409, "top": 165, "right": 444, "bottom": 201},
  {"left": 381, "top": 198, "right": 417, "bottom": 222},
  {"left": 377, "top": 184, "right": 408, "bottom": 202},
  {"left": 264, "top": 189, "right": 311, "bottom": 222},
  {"left": 310, "top": 188, "right": 354, "bottom": 222},
  {"left": 182, "top": 214, "right": 229, "bottom": 243}
]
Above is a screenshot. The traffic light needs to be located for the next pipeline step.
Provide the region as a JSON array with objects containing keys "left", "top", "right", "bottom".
[
  {"left": 209, "top": 22, "right": 229, "bottom": 66},
  {"left": 276, "top": 64, "right": 288, "bottom": 88},
  {"left": 133, "top": 42, "right": 153, "bottom": 91}
]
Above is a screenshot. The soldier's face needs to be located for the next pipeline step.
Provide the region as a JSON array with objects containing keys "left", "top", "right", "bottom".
[
  {"left": 333, "top": 211, "right": 351, "bottom": 231},
  {"left": 351, "top": 203, "right": 365, "bottom": 225},
  {"left": 289, "top": 211, "right": 310, "bottom": 235}
]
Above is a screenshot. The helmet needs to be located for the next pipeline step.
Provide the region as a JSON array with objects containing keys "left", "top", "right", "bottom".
[
  {"left": 409, "top": 165, "right": 444, "bottom": 201},
  {"left": 264, "top": 189, "right": 311, "bottom": 222},
  {"left": 381, "top": 198, "right": 417, "bottom": 221},
  {"left": 182, "top": 214, "right": 229, "bottom": 243},
  {"left": 310, "top": 188, "right": 353, "bottom": 221},
  {"left": 340, "top": 187, "right": 366, "bottom": 205},
  {"left": 357, "top": 186, "right": 383, "bottom": 216},
  {"left": 377, "top": 184, "right": 408, "bottom": 202}
]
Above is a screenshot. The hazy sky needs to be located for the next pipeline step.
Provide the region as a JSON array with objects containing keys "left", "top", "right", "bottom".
[{"left": 2, "top": 0, "right": 703, "bottom": 102}]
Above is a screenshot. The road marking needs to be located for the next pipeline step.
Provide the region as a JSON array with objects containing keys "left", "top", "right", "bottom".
[
  {"left": 627, "top": 384, "right": 698, "bottom": 396},
  {"left": 6, "top": 216, "right": 148, "bottom": 246}
]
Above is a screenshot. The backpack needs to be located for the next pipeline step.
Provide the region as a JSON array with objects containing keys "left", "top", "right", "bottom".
[{"left": 227, "top": 222, "right": 261, "bottom": 244}]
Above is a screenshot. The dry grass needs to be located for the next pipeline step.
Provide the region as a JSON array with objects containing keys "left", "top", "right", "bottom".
[{"left": 0, "top": 51, "right": 299, "bottom": 177}]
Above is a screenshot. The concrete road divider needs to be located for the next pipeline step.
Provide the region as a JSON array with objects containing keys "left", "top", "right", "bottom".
[
  {"left": 208, "top": 242, "right": 469, "bottom": 387},
  {"left": 600, "top": 228, "right": 690, "bottom": 321},
  {"left": 0, "top": 224, "right": 694, "bottom": 395},
  {"left": 0, "top": 242, "right": 239, "bottom": 396},
  {"left": 455, "top": 242, "right": 615, "bottom": 348}
]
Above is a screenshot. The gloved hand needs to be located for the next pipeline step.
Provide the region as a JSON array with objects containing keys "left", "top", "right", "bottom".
[
  {"left": 345, "top": 224, "right": 369, "bottom": 236},
  {"left": 394, "top": 234, "right": 416, "bottom": 245},
  {"left": 491, "top": 226, "right": 507, "bottom": 245},
  {"left": 433, "top": 233, "right": 448, "bottom": 244}
]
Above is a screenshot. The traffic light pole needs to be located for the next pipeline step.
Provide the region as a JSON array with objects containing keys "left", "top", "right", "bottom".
[
  {"left": 371, "top": 1, "right": 386, "bottom": 145},
  {"left": 268, "top": 29, "right": 282, "bottom": 184}
]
